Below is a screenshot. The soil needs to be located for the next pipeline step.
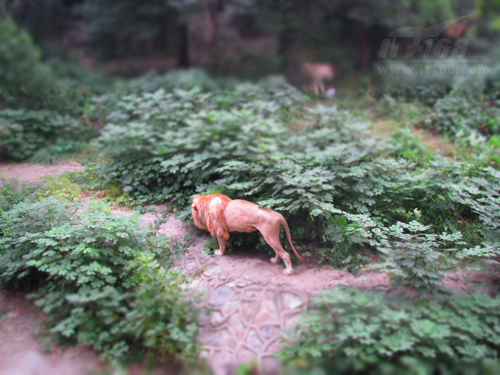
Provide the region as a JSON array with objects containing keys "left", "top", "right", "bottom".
[
  {"left": 0, "top": 162, "right": 84, "bottom": 185},
  {"left": 0, "top": 291, "right": 103, "bottom": 375},
  {"left": 135, "top": 208, "right": 392, "bottom": 293},
  {"left": 412, "top": 127, "right": 457, "bottom": 157}
]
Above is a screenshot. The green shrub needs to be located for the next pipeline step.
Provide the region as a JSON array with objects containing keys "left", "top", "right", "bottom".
[
  {"left": 90, "top": 80, "right": 500, "bottom": 275},
  {"left": 0, "top": 176, "right": 33, "bottom": 212},
  {"left": 280, "top": 286, "right": 500, "bottom": 375},
  {"left": 488, "top": 135, "right": 500, "bottom": 149},
  {"left": 389, "top": 128, "right": 431, "bottom": 160},
  {"left": 0, "top": 18, "right": 54, "bottom": 89},
  {"left": 0, "top": 109, "right": 90, "bottom": 161},
  {"left": 0, "top": 198, "right": 201, "bottom": 359},
  {"left": 93, "top": 82, "right": 316, "bottom": 205},
  {"left": 125, "top": 253, "right": 200, "bottom": 358},
  {"left": 30, "top": 139, "right": 85, "bottom": 164},
  {"left": 34, "top": 174, "right": 82, "bottom": 201},
  {"left": 367, "top": 221, "right": 461, "bottom": 294},
  {"left": 425, "top": 92, "right": 500, "bottom": 141},
  {"left": 0, "top": 17, "right": 110, "bottom": 115},
  {"left": 380, "top": 81, "right": 450, "bottom": 106}
]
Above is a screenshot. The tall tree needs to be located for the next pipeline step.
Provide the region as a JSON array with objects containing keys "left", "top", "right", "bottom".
[{"left": 81, "top": 0, "right": 179, "bottom": 60}]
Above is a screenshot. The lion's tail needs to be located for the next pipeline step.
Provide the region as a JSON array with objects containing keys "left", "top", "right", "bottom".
[{"left": 280, "top": 216, "right": 305, "bottom": 263}]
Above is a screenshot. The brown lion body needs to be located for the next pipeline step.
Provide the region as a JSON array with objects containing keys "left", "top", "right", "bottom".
[{"left": 192, "top": 194, "right": 304, "bottom": 275}]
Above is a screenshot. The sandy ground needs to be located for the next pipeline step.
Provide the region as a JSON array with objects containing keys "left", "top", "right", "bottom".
[
  {"left": 0, "top": 162, "right": 84, "bottom": 185},
  {"left": 133, "top": 207, "right": 392, "bottom": 293},
  {"left": 0, "top": 292, "right": 103, "bottom": 375}
]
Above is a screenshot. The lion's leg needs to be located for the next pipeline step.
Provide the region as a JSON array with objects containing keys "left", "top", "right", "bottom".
[
  {"left": 270, "top": 254, "right": 281, "bottom": 265},
  {"left": 261, "top": 233, "right": 293, "bottom": 275},
  {"left": 215, "top": 235, "right": 227, "bottom": 257}
]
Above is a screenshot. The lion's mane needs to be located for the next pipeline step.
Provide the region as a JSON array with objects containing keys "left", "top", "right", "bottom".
[{"left": 192, "top": 194, "right": 231, "bottom": 240}]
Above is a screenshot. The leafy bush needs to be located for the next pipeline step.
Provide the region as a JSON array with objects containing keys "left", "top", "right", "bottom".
[
  {"left": 0, "top": 198, "right": 201, "bottom": 359},
  {"left": 0, "top": 18, "right": 54, "bottom": 89},
  {"left": 33, "top": 174, "right": 82, "bottom": 201},
  {"left": 280, "top": 286, "right": 500, "bottom": 375},
  {"left": 456, "top": 172, "right": 500, "bottom": 252},
  {"left": 426, "top": 92, "right": 500, "bottom": 141},
  {"left": 125, "top": 253, "right": 200, "bottom": 358},
  {"left": 90, "top": 78, "right": 500, "bottom": 278},
  {"left": 389, "top": 128, "right": 431, "bottom": 160},
  {"left": 0, "top": 16, "right": 113, "bottom": 115},
  {"left": 94, "top": 82, "right": 316, "bottom": 205},
  {"left": 0, "top": 109, "right": 90, "bottom": 161},
  {"left": 381, "top": 81, "right": 450, "bottom": 106},
  {"left": 368, "top": 221, "right": 461, "bottom": 293},
  {"left": 0, "top": 176, "right": 33, "bottom": 212}
]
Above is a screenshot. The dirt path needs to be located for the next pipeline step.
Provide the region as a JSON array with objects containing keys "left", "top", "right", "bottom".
[
  {"left": 0, "top": 162, "right": 83, "bottom": 185},
  {"left": 0, "top": 292, "right": 102, "bottom": 375},
  {"left": 136, "top": 210, "right": 392, "bottom": 375}
]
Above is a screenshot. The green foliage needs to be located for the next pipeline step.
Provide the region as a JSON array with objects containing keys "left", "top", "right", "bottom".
[
  {"left": 426, "top": 92, "right": 500, "bottom": 141},
  {"left": 0, "top": 109, "right": 90, "bottom": 161},
  {"left": 0, "top": 198, "right": 201, "bottom": 359},
  {"left": 0, "top": 18, "right": 53, "bottom": 89},
  {"left": 31, "top": 139, "right": 85, "bottom": 165},
  {"left": 94, "top": 81, "right": 314, "bottom": 205},
  {"left": 377, "top": 59, "right": 489, "bottom": 106},
  {"left": 368, "top": 221, "right": 461, "bottom": 293},
  {"left": 0, "top": 17, "right": 112, "bottom": 123},
  {"left": 381, "top": 79, "right": 450, "bottom": 106},
  {"left": 45, "top": 58, "right": 114, "bottom": 89},
  {"left": 280, "top": 286, "right": 500, "bottom": 375},
  {"left": 70, "top": 162, "right": 107, "bottom": 191},
  {"left": 459, "top": 184, "right": 500, "bottom": 252},
  {"left": 389, "top": 128, "right": 431, "bottom": 161},
  {"left": 0, "top": 176, "right": 33, "bottom": 212},
  {"left": 90, "top": 77, "right": 500, "bottom": 283},
  {"left": 125, "top": 254, "right": 200, "bottom": 358},
  {"left": 488, "top": 135, "right": 500, "bottom": 148},
  {"left": 34, "top": 174, "right": 82, "bottom": 202}
]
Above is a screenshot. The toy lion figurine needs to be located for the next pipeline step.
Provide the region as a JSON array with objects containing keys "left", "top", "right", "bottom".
[{"left": 191, "top": 194, "right": 305, "bottom": 275}]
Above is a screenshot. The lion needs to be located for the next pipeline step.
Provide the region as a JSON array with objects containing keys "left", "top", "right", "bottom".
[
  {"left": 191, "top": 194, "right": 305, "bottom": 275},
  {"left": 301, "top": 62, "right": 336, "bottom": 95}
]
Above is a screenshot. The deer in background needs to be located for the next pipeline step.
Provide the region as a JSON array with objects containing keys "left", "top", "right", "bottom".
[{"left": 301, "top": 62, "right": 336, "bottom": 96}]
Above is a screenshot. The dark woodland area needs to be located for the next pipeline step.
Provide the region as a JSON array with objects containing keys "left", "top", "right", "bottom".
[{"left": 1, "top": 1, "right": 500, "bottom": 375}]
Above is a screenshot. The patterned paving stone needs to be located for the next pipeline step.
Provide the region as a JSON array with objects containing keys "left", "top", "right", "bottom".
[
  {"left": 208, "top": 286, "right": 234, "bottom": 307},
  {"left": 204, "top": 265, "right": 222, "bottom": 277},
  {"left": 246, "top": 329, "right": 264, "bottom": 351},
  {"left": 150, "top": 213, "right": 311, "bottom": 374},
  {"left": 281, "top": 291, "right": 304, "bottom": 310}
]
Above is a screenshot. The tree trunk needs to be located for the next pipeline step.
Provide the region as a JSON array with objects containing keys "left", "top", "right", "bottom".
[
  {"left": 360, "top": 25, "right": 372, "bottom": 71},
  {"left": 177, "top": 22, "right": 190, "bottom": 68},
  {"left": 278, "top": 13, "right": 296, "bottom": 84}
]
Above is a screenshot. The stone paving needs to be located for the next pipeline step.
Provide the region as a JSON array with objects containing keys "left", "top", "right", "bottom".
[
  {"left": 133, "top": 208, "right": 391, "bottom": 375},
  {"left": 182, "top": 244, "right": 308, "bottom": 375},
  {"left": 137, "top": 210, "right": 310, "bottom": 375}
]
